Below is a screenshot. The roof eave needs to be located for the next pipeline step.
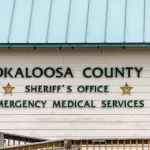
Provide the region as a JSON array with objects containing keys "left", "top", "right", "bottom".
[{"left": 0, "top": 42, "right": 150, "bottom": 48}]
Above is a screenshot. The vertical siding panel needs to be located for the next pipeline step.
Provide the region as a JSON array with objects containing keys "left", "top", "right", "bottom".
[
  {"left": 8, "top": 139, "right": 10, "bottom": 146},
  {"left": 104, "top": 0, "right": 109, "bottom": 42},
  {"left": 13, "top": 140, "right": 15, "bottom": 145},
  {"left": 130, "top": 140, "right": 132, "bottom": 150},
  {"left": 27, "top": 0, "right": 34, "bottom": 42},
  {"left": 47, "top": 143, "right": 49, "bottom": 150},
  {"left": 59, "top": 142, "right": 61, "bottom": 150},
  {"left": 7, "top": 0, "right": 16, "bottom": 43},
  {"left": 148, "top": 140, "right": 150, "bottom": 150},
  {"left": 105, "top": 141, "right": 107, "bottom": 150},
  {"left": 111, "top": 141, "right": 113, "bottom": 150},
  {"left": 46, "top": 0, "right": 53, "bottom": 43},
  {"left": 80, "top": 141, "right": 82, "bottom": 150},
  {"left": 53, "top": 143, "right": 55, "bottom": 150},
  {"left": 123, "top": 140, "right": 125, "bottom": 150},
  {"left": 86, "top": 140, "right": 88, "bottom": 150},
  {"left": 93, "top": 142, "right": 95, "bottom": 150},
  {"left": 65, "top": 0, "right": 72, "bottom": 42},
  {"left": 74, "top": 141, "right": 76, "bottom": 150},
  {"left": 117, "top": 140, "right": 119, "bottom": 150},
  {"left": 143, "top": 0, "right": 146, "bottom": 42},
  {"left": 136, "top": 140, "right": 138, "bottom": 150},
  {"left": 99, "top": 142, "right": 101, "bottom": 150},
  {"left": 142, "top": 140, "right": 144, "bottom": 150}
]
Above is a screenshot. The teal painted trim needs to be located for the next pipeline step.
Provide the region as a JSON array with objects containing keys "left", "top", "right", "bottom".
[{"left": 1, "top": 43, "right": 150, "bottom": 48}]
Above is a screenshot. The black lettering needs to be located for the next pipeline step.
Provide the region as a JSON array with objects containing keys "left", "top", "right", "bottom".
[
  {"left": 105, "top": 68, "right": 113, "bottom": 78},
  {"left": 44, "top": 67, "right": 55, "bottom": 78},
  {"left": 101, "top": 100, "right": 106, "bottom": 107},
  {"left": 67, "top": 86, "right": 72, "bottom": 93},
  {"left": 83, "top": 67, "right": 91, "bottom": 78},
  {"left": 56, "top": 68, "right": 63, "bottom": 78},
  {"left": 32, "top": 67, "right": 43, "bottom": 78},
  {"left": 25, "top": 85, "right": 30, "bottom": 93},
  {"left": 0, "top": 68, "right": 3, "bottom": 78},
  {"left": 15, "top": 68, "right": 24, "bottom": 78},
  {"left": 64, "top": 68, "right": 74, "bottom": 78},
  {"left": 135, "top": 67, "right": 143, "bottom": 77},
  {"left": 139, "top": 100, "right": 144, "bottom": 107},
  {"left": 93, "top": 68, "right": 103, "bottom": 78},
  {"left": 115, "top": 67, "right": 124, "bottom": 77},
  {"left": 5, "top": 68, "right": 13, "bottom": 78},
  {"left": 125, "top": 67, "right": 133, "bottom": 77},
  {"left": 53, "top": 101, "right": 61, "bottom": 108}
]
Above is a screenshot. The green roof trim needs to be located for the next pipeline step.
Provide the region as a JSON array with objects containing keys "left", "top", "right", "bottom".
[{"left": 0, "top": 43, "right": 150, "bottom": 48}]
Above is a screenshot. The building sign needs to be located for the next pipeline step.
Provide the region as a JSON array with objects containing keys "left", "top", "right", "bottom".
[{"left": 0, "top": 66, "right": 144, "bottom": 108}]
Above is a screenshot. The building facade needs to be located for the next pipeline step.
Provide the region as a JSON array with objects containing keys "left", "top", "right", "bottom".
[{"left": 0, "top": 0, "right": 150, "bottom": 147}]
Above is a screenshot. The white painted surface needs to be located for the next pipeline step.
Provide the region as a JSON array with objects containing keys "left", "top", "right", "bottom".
[{"left": 0, "top": 47, "right": 150, "bottom": 140}]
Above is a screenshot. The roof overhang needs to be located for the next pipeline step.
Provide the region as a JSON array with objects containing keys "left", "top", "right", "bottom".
[{"left": 1, "top": 43, "right": 150, "bottom": 48}]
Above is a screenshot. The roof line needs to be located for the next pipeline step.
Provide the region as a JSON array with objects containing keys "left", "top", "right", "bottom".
[{"left": 1, "top": 42, "right": 150, "bottom": 48}]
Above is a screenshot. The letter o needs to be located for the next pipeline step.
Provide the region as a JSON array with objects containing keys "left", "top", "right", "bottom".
[
  {"left": 92, "top": 67, "right": 103, "bottom": 78},
  {"left": 32, "top": 67, "right": 43, "bottom": 78},
  {"left": 77, "top": 86, "right": 84, "bottom": 93},
  {"left": 44, "top": 67, "right": 55, "bottom": 77}
]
